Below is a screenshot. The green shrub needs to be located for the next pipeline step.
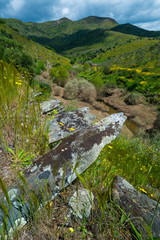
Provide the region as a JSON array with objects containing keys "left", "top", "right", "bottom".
[
  {"left": 50, "top": 65, "right": 69, "bottom": 86},
  {"left": 0, "top": 18, "right": 5, "bottom": 24},
  {"left": 35, "top": 61, "right": 45, "bottom": 75},
  {"left": 39, "top": 81, "right": 52, "bottom": 94},
  {"left": 63, "top": 78, "right": 97, "bottom": 103}
]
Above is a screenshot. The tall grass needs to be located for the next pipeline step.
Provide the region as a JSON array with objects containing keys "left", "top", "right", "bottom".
[{"left": 0, "top": 60, "right": 49, "bottom": 168}]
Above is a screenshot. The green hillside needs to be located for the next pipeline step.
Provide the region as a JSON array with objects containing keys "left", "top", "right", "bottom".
[
  {"left": 0, "top": 20, "right": 70, "bottom": 67},
  {"left": 4, "top": 16, "right": 117, "bottom": 38},
  {"left": 111, "top": 23, "right": 160, "bottom": 38},
  {"left": 3, "top": 16, "right": 117, "bottom": 53}
]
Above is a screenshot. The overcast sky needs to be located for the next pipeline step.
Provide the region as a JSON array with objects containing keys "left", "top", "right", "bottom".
[{"left": 0, "top": 0, "right": 160, "bottom": 30}]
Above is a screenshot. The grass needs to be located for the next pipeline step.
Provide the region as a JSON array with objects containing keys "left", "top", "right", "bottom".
[
  {"left": 6, "top": 130, "right": 160, "bottom": 239},
  {"left": 0, "top": 22, "right": 160, "bottom": 239},
  {"left": 0, "top": 60, "right": 50, "bottom": 169}
]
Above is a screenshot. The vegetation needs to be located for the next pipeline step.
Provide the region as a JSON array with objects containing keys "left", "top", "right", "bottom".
[
  {"left": 111, "top": 23, "right": 160, "bottom": 38},
  {"left": 63, "top": 78, "right": 97, "bottom": 103},
  {"left": 0, "top": 60, "right": 50, "bottom": 168},
  {"left": 0, "top": 16, "right": 160, "bottom": 240},
  {"left": 50, "top": 64, "right": 69, "bottom": 86}
]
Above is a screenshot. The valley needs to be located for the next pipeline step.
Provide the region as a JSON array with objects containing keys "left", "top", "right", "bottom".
[{"left": 0, "top": 15, "right": 160, "bottom": 239}]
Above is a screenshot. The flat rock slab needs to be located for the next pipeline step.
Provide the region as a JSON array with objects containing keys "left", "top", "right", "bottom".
[
  {"left": 0, "top": 113, "right": 127, "bottom": 237},
  {"left": 48, "top": 107, "right": 96, "bottom": 143},
  {"left": 40, "top": 99, "right": 64, "bottom": 114},
  {"left": 112, "top": 175, "right": 160, "bottom": 239}
]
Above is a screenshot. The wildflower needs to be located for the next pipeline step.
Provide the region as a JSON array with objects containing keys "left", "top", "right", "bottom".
[
  {"left": 59, "top": 122, "right": 64, "bottom": 126},
  {"left": 64, "top": 217, "right": 67, "bottom": 220},
  {"left": 69, "top": 128, "right": 75, "bottom": 131},
  {"left": 15, "top": 82, "right": 22, "bottom": 85},
  {"left": 139, "top": 188, "right": 147, "bottom": 194},
  {"left": 140, "top": 81, "right": 147, "bottom": 85},
  {"left": 69, "top": 227, "right": 74, "bottom": 233},
  {"left": 49, "top": 201, "right": 53, "bottom": 207},
  {"left": 108, "top": 145, "right": 113, "bottom": 149}
]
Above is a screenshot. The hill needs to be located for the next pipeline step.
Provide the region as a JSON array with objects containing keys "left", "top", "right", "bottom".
[
  {"left": 4, "top": 16, "right": 117, "bottom": 38},
  {"left": 0, "top": 20, "right": 70, "bottom": 70},
  {"left": 111, "top": 23, "right": 160, "bottom": 38}
]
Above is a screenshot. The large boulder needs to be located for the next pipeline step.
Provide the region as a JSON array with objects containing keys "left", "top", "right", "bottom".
[
  {"left": 112, "top": 175, "right": 160, "bottom": 239},
  {"left": 0, "top": 113, "right": 127, "bottom": 237},
  {"left": 48, "top": 107, "right": 96, "bottom": 143}
]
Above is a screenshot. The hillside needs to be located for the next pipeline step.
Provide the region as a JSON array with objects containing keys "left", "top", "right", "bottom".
[
  {"left": 0, "top": 20, "right": 70, "bottom": 66},
  {"left": 111, "top": 23, "right": 160, "bottom": 38},
  {"left": 4, "top": 16, "right": 117, "bottom": 38}
]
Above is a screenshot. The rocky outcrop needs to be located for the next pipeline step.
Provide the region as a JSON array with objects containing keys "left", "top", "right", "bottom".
[
  {"left": 112, "top": 175, "right": 160, "bottom": 239},
  {"left": 40, "top": 99, "right": 64, "bottom": 114},
  {"left": 48, "top": 107, "right": 96, "bottom": 143},
  {"left": 0, "top": 113, "right": 126, "bottom": 237}
]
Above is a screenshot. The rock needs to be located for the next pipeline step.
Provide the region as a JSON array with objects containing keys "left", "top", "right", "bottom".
[
  {"left": 0, "top": 113, "right": 127, "bottom": 238},
  {"left": 112, "top": 175, "right": 160, "bottom": 239},
  {"left": 69, "top": 188, "right": 94, "bottom": 219},
  {"left": 48, "top": 107, "right": 96, "bottom": 143},
  {"left": 40, "top": 99, "right": 64, "bottom": 114}
]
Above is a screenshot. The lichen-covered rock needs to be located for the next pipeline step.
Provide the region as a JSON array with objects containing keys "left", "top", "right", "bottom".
[
  {"left": 69, "top": 188, "right": 94, "bottom": 219},
  {"left": 48, "top": 107, "right": 96, "bottom": 143},
  {"left": 40, "top": 99, "right": 63, "bottom": 114},
  {"left": 112, "top": 175, "right": 160, "bottom": 239},
  {"left": 0, "top": 113, "right": 127, "bottom": 238}
]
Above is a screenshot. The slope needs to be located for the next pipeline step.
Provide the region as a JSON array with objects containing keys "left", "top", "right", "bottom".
[{"left": 111, "top": 23, "right": 160, "bottom": 38}]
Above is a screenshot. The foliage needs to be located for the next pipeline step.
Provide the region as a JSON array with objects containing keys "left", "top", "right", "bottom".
[
  {"left": 0, "top": 60, "right": 50, "bottom": 166},
  {"left": 38, "top": 81, "right": 52, "bottom": 95},
  {"left": 97, "top": 135, "right": 160, "bottom": 195},
  {"left": 63, "top": 78, "right": 97, "bottom": 103},
  {"left": 111, "top": 23, "right": 160, "bottom": 38},
  {"left": 35, "top": 61, "right": 45, "bottom": 75},
  {"left": 50, "top": 65, "right": 69, "bottom": 86}
]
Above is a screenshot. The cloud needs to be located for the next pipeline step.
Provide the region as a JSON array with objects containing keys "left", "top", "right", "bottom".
[
  {"left": 136, "top": 20, "right": 160, "bottom": 31},
  {"left": 0, "top": 0, "right": 160, "bottom": 30}
]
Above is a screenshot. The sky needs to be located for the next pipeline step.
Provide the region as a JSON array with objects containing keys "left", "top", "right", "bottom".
[{"left": 0, "top": 0, "right": 160, "bottom": 31}]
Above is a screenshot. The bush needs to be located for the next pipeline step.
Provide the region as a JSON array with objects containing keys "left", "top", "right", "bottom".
[
  {"left": 63, "top": 78, "right": 97, "bottom": 103},
  {"left": 50, "top": 66, "right": 69, "bottom": 86},
  {"left": 124, "top": 92, "right": 145, "bottom": 105},
  {"left": 39, "top": 81, "right": 52, "bottom": 94},
  {"left": 35, "top": 61, "right": 45, "bottom": 75}
]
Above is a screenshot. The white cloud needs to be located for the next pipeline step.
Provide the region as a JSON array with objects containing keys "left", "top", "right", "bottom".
[
  {"left": 10, "top": 0, "right": 25, "bottom": 13},
  {"left": 0, "top": 0, "right": 160, "bottom": 30},
  {"left": 62, "top": 8, "right": 69, "bottom": 15},
  {"left": 136, "top": 20, "right": 160, "bottom": 31}
]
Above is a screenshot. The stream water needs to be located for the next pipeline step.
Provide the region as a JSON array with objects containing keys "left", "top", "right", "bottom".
[{"left": 107, "top": 105, "right": 139, "bottom": 135}]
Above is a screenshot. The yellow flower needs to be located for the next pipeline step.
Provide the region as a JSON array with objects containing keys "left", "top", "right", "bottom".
[
  {"left": 59, "top": 122, "right": 64, "bottom": 126},
  {"left": 49, "top": 201, "right": 53, "bottom": 207},
  {"left": 69, "top": 128, "right": 75, "bottom": 131},
  {"left": 140, "top": 81, "right": 147, "bottom": 85},
  {"left": 15, "top": 82, "right": 22, "bottom": 85},
  {"left": 139, "top": 188, "right": 147, "bottom": 194},
  {"left": 69, "top": 227, "right": 74, "bottom": 233},
  {"left": 64, "top": 217, "right": 67, "bottom": 220},
  {"left": 108, "top": 145, "right": 113, "bottom": 149}
]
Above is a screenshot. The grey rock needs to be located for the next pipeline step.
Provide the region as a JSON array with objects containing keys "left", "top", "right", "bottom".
[
  {"left": 0, "top": 113, "right": 127, "bottom": 238},
  {"left": 112, "top": 175, "right": 160, "bottom": 239},
  {"left": 69, "top": 188, "right": 94, "bottom": 219},
  {"left": 48, "top": 107, "right": 96, "bottom": 143},
  {"left": 40, "top": 99, "right": 63, "bottom": 114}
]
